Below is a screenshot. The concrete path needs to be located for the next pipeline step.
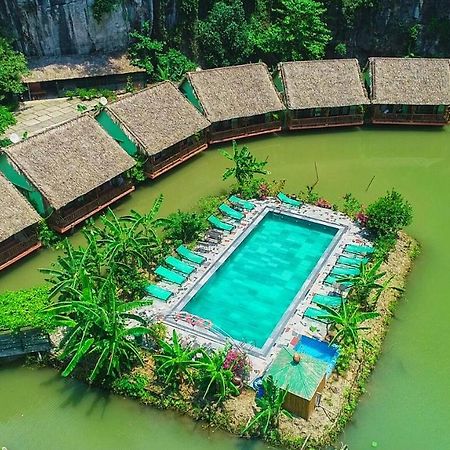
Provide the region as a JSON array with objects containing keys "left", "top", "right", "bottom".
[{"left": 2, "top": 97, "right": 98, "bottom": 139}]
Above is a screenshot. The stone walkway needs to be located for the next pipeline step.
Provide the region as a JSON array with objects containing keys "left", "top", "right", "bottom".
[{"left": 2, "top": 97, "right": 98, "bottom": 139}]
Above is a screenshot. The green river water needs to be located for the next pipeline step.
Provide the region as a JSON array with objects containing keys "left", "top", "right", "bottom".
[{"left": 1, "top": 127, "right": 450, "bottom": 450}]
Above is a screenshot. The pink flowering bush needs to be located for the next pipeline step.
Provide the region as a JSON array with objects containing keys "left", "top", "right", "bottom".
[
  {"left": 223, "top": 347, "right": 251, "bottom": 380},
  {"left": 356, "top": 211, "right": 368, "bottom": 227},
  {"left": 316, "top": 198, "right": 332, "bottom": 209}
]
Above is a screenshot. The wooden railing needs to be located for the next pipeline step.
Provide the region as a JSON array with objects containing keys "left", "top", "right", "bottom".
[
  {"left": 0, "top": 327, "right": 51, "bottom": 358},
  {"left": 289, "top": 114, "right": 364, "bottom": 129},
  {"left": 210, "top": 121, "right": 281, "bottom": 143},
  {"left": 147, "top": 138, "right": 208, "bottom": 178},
  {"left": 49, "top": 182, "right": 133, "bottom": 231},
  {"left": 0, "top": 235, "right": 40, "bottom": 269},
  {"left": 372, "top": 112, "right": 449, "bottom": 125}
]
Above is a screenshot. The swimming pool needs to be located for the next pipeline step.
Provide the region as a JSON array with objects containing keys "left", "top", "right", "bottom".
[{"left": 181, "top": 209, "right": 342, "bottom": 352}]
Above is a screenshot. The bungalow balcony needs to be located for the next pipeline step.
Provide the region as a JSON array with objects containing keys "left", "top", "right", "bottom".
[
  {"left": 146, "top": 135, "right": 208, "bottom": 179},
  {"left": 209, "top": 118, "right": 282, "bottom": 144},
  {"left": 0, "top": 230, "right": 41, "bottom": 271},
  {"left": 49, "top": 179, "right": 134, "bottom": 233},
  {"left": 371, "top": 108, "right": 449, "bottom": 126},
  {"left": 288, "top": 114, "right": 364, "bottom": 130}
]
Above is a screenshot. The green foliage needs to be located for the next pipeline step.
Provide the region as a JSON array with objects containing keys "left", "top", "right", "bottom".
[
  {"left": 194, "top": 346, "right": 239, "bottom": 402},
  {"left": 197, "top": 194, "right": 227, "bottom": 218},
  {"left": 64, "top": 87, "right": 116, "bottom": 101},
  {"left": 319, "top": 299, "right": 379, "bottom": 349},
  {"left": 38, "top": 220, "right": 62, "bottom": 248},
  {"left": 197, "top": 0, "right": 252, "bottom": 68},
  {"left": 127, "top": 154, "right": 147, "bottom": 183},
  {"left": 0, "top": 105, "right": 16, "bottom": 134},
  {"left": 373, "top": 234, "right": 397, "bottom": 261},
  {"left": 407, "top": 24, "right": 422, "bottom": 56},
  {"left": 47, "top": 273, "right": 152, "bottom": 382},
  {"left": 334, "top": 42, "right": 347, "bottom": 56},
  {"left": 92, "top": 0, "right": 120, "bottom": 22},
  {"left": 164, "top": 210, "right": 207, "bottom": 243},
  {"left": 112, "top": 372, "right": 151, "bottom": 399},
  {"left": 0, "top": 286, "right": 54, "bottom": 332},
  {"left": 154, "top": 330, "right": 198, "bottom": 384},
  {"left": 129, "top": 23, "right": 196, "bottom": 81},
  {"left": 0, "top": 38, "right": 28, "bottom": 103},
  {"left": 340, "top": 0, "right": 375, "bottom": 23},
  {"left": 222, "top": 141, "right": 269, "bottom": 186},
  {"left": 341, "top": 193, "right": 362, "bottom": 219},
  {"left": 242, "top": 375, "right": 292, "bottom": 437},
  {"left": 0, "top": 137, "right": 12, "bottom": 147},
  {"left": 366, "top": 190, "right": 413, "bottom": 239},
  {"left": 298, "top": 185, "right": 320, "bottom": 204},
  {"left": 249, "top": 0, "right": 331, "bottom": 64}
]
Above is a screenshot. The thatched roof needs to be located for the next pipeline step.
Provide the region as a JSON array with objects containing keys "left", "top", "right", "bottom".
[
  {"left": 185, "top": 63, "right": 284, "bottom": 122},
  {"left": 0, "top": 172, "right": 41, "bottom": 242},
  {"left": 369, "top": 57, "right": 450, "bottom": 105},
  {"left": 23, "top": 53, "right": 145, "bottom": 83},
  {"left": 278, "top": 59, "right": 369, "bottom": 109},
  {"left": 107, "top": 81, "right": 210, "bottom": 156},
  {"left": 4, "top": 116, "right": 135, "bottom": 210}
]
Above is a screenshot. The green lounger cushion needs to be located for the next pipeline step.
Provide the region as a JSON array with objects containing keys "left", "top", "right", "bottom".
[
  {"left": 229, "top": 195, "right": 255, "bottom": 210},
  {"left": 304, "top": 307, "right": 330, "bottom": 323},
  {"left": 155, "top": 266, "right": 186, "bottom": 285},
  {"left": 208, "top": 215, "right": 235, "bottom": 232},
  {"left": 324, "top": 275, "right": 353, "bottom": 288},
  {"left": 165, "top": 256, "right": 195, "bottom": 275},
  {"left": 145, "top": 284, "right": 173, "bottom": 301},
  {"left": 176, "top": 245, "right": 205, "bottom": 264},
  {"left": 344, "top": 244, "right": 374, "bottom": 255},
  {"left": 337, "top": 255, "right": 368, "bottom": 267},
  {"left": 277, "top": 192, "right": 302, "bottom": 207},
  {"left": 219, "top": 203, "right": 244, "bottom": 221},
  {"left": 331, "top": 266, "right": 360, "bottom": 277},
  {"left": 312, "top": 294, "right": 342, "bottom": 309}
]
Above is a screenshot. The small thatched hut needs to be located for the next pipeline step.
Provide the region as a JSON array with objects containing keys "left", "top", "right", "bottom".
[
  {"left": 0, "top": 173, "right": 41, "bottom": 270},
  {"left": 180, "top": 63, "right": 284, "bottom": 143},
  {"left": 367, "top": 57, "right": 450, "bottom": 125},
  {"left": 22, "top": 53, "right": 146, "bottom": 100},
  {"left": 3, "top": 115, "right": 135, "bottom": 233},
  {"left": 98, "top": 81, "right": 211, "bottom": 179},
  {"left": 274, "top": 59, "right": 369, "bottom": 130},
  {"left": 265, "top": 348, "right": 328, "bottom": 421}
]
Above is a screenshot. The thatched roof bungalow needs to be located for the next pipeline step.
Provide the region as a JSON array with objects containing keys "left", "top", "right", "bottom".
[
  {"left": 274, "top": 59, "right": 369, "bottom": 130},
  {"left": 4, "top": 115, "right": 135, "bottom": 233},
  {"left": 98, "top": 81, "right": 211, "bottom": 179},
  {"left": 22, "top": 53, "right": 146, "bottom": 100},
  {"left": 367, "top": 57, "right": 450, "bottom": 125},
  {"left": 180, "top": 63, "right": 284, "bottom": 143},
  {"left": 0, "top": 173, "right": 41, "bottom": 270}
]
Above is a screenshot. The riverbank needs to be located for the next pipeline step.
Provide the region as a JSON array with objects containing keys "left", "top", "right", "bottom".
[{"left": 97, "top": 232, "right": 418, "bottom": 449}]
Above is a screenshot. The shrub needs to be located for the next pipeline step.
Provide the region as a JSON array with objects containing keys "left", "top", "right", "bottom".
[
  {"left": 316, "top": 197, "right": 332, "bottom": 209},
  {"left": 298, "top": 185, "right": 319, "bottom": 204},
  {"left": 335, "top": 42, "right": 348, "bottom": 56},
  {"left": 223, "top": 347, "right": 251, "bottom": 381},
  {"left": 164, "top": 210, "right": 207, "bottom": 243},
  {"left": 0, "top": 286, "right": 54, "bottom": 332},
  {"left": 342, "top": 193, "right": 362, "bottom": 219},
  {"left": 257, "top": 179, "right": 286, "bottom": 199},
  {"left": 38, "top": 220, "right": 62, "bottom": 248},
  {"left": 197, "top": 195, "right": 226, "bottom": 218},
  {"left": 64, "top": 87, "right": 116, "bottom": 101},
  {"left": 0, "top": 38, "right": 28, "bottom": 103},
  {"left": 366, "top": 190, "right": 413, "bottom": 238},
  {"left": 0, "top": 105, "right": 16, "bottom": 134},
  {"left": 373, "top": 235, "right": 397, "bottom": 261},
  {"left": 112, "top": 372, "right": 150, "bottom": 399}
]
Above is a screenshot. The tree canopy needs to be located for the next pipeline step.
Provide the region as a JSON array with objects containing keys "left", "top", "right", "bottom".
[{"left": 0, "top": 38, "right": 28, "bottom": 103}]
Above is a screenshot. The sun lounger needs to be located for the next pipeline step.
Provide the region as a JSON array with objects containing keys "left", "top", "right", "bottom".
[
  {"left": 208, "top": 215, "right": 235, "bottom": 232},
  {"left": 312, "top": 294, "right": 342, "bottom": 309},
  {"left": 337, "top": 255, "right": 368, "bottom": 267},
  {"left": 165, "top": 256, "right": 195, "bottom": 275},
  {"left": 344, "top": 244, "right": 374, "bottom": 256},
  {"left": 331, "top": 266, "right": 360, "bottom": 277},
  {"left": 145, "top": 284, "right": 173, "bottom": 301},
  {"left": 324, "top": 275, "right": 353, "bottom": 288},
  {"left": 176, "top": 245, "right": 205, "bottom": 264},
  {"left": 219, "top": 203, "right": 245, "bottom": 221},
  {"left": 229, "top": 195, "right": 255, "bottom": 210},
  {"left": 277, "top": 192, "right": 302, "bottom": 207},
  {"left": 155, "top": 266, "right": 186, "bottom": 285},
  {"left": 303, "top": 306, "right": 330, "bottom": 323}
]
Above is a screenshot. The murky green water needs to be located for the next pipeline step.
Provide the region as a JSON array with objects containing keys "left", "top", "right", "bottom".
[{"left": 1, "top": 127, "right": 450, "bottom": 449}]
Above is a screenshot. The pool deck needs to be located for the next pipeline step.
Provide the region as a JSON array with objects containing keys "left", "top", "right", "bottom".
[{"left": 136, "top": 198, "right": 372, "bottom": 382}]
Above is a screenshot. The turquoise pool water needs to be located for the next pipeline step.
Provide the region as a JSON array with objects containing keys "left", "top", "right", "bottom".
[{"left": 183, "top": 212, "right": 338, "bottom": 348}]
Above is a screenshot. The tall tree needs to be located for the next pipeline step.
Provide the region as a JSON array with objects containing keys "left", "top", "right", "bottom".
[{"left": 0, "top": 37, "right": 28, "bottom": 103}]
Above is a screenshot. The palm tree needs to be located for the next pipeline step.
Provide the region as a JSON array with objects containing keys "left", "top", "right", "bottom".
[
  {"left": 47, "top": 273, "right": 152, "bottom": 382},
  {"left": 154, "top": 330, "right": 198, "bottom": 385},
  {"left": 194, "top": 346, "right": 239, "bottom": 402},
  {"left": 241, "top": 376, "right": 292, "bottom": 437},
  {"left": 319, "top": 299, "right": 379, "bottom": 349},
  {"left": 222, "top": 141, "right": 269, "bottom": 186}
]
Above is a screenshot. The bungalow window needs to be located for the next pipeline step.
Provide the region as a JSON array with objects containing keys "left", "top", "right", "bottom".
[
  {"left": 329, "top": 107, "right": 341, "bottom": 116},
  {"left": 437, "top": 105, "right": 446, "bottom": 114},
  {"left": 314, "top": 108, "right": 322, "bottom": 117},
  {"left": 295, "top": 109, "right": 312, "bottom": 119},
  {"left": 231, "top": 118, "right": 240, "bottom": 129},
  {"left": 416, "top": 105, "right": 436, "bottom": 114}
]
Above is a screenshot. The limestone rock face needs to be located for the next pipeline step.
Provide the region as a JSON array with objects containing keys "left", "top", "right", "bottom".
[{"left": 0, "top": 0, "right": 154, "bottom": 56}]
